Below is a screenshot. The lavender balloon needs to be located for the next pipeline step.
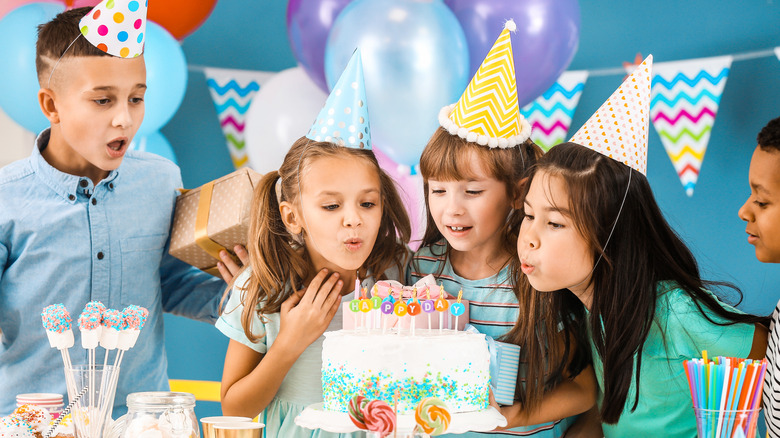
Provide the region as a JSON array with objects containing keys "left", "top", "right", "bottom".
[
  {"left": 286, "top": 0, "right": 353, "bottom": 92},
  {"left": 445, "top": 0, "right": 580, "bottom": 107}
]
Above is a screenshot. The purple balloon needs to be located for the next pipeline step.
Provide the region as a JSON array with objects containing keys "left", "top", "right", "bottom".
[
  {"left": 286, "top": 0, "right": 352, "bottom": 92},
  {"left": 445, "top": 0, "right": 580, "bottom": 107}
]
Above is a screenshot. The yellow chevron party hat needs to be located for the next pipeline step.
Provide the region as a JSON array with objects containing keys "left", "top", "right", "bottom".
[
  {"left": 438, "top": 20, "right": 531, "bottom": 149},
  {"left": 570, "top": 55, "right": 653, "bottom": 175}
]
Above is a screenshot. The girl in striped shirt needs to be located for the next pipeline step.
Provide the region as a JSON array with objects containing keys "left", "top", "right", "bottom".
[{"left": 407, "top": 127, "right": 595, "bottom": 437}]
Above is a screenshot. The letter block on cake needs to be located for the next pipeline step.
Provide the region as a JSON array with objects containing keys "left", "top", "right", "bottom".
[{"left": 169, "top": 168, "right": 262, "bottom": 276}]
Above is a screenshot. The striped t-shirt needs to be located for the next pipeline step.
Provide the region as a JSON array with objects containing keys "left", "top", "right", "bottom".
[
  {"left": 764, "top": 299, "right": 780, "bottom": 438},
  {"left": 407, "top": 240, "right": 575, "bottom": 437}
]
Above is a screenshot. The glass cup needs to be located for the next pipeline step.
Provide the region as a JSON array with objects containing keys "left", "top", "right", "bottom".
[
  {"left": 212, "top": 422, "right": 264, "bottom": 438},
  {"left": 66, "top": 364, "right": 120, "bottom": 438},
  {"left": 694, "top": 408, "right": 761, "bottom": 438},
  {"left": 200, "top": 416, "right": 253, "bottom": 438}
]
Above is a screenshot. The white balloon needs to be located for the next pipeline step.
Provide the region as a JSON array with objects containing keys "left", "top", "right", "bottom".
[{"left": 245, "top": 67, "right": 327, "bottom": 174}]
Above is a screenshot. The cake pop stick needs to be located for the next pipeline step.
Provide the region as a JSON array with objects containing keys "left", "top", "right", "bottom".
[{"left": 78, "top": 303, "right": 103, "bottom": 421}]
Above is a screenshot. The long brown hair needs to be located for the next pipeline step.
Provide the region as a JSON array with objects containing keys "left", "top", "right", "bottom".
[
  {"left": 233, "top": 137, "right": 411, "bottom": 342},
  {"left": 527, "top": 142, "right": 766, "bottom": 423}
]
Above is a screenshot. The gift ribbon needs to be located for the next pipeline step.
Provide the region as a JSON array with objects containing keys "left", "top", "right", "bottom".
[
  {"left": 373, "top": 275, "right": 449, "bottom": 300},
  {"left": 465, "top": 324, "right": 501, "bottom": 388},
  {"left": 194, "top": 181, "right": 228, "bottom": 263}
]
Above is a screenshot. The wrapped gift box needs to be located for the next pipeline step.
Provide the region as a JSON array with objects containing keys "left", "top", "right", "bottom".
[
  {"left": 465, "top": 324, "right": 521, "bottom": 405},
  {"left": 169, "top": 168, "right": 262, "bottom": 276},
  {"left": 491, "top": 338, "right": 521, "bottom": 405},
  {"left": 341, "top": 299, "right": 470, "bottom": 331}
]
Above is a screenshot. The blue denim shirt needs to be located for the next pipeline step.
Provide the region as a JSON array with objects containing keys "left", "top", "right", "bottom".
[{"left": 0, "top": 129, "right": 225, "bottom": 417}]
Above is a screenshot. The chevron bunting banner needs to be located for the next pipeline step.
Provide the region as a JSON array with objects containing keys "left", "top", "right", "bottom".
[
  {"left": 520, "top": 71, "right": 588, "bottom": 151},
  {"left": 449, "top": 22, "right": 521, "bottom": 141},
  {"left": 649, "top": 55, "right": 732, "bottom": 196},
  {"left": 204, "top": 67, "right": 275, "bottom": 169}
]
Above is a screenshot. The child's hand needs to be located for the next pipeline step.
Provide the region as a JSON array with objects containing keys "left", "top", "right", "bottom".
[
  {"left": 277, "top": 269, "right": 343, "bottom": 354},
  {"left": 217, "top": 245, "right": 250, "bottom": 284}
]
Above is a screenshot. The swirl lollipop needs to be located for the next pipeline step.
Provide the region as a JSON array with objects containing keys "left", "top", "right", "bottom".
[
  {"left": 362, "top": 400, "right": 395, "bottom": 437},
  {"left": 348, "top": 395, "right": 369, "bottom": 430},
  {"left": 415, "top": 397, "right": 451, "bottom": 436}
]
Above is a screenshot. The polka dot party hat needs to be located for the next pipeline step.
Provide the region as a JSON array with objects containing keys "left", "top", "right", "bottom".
[
  {"left": 79, "top": 0, "right": 147, "bottom": 58},
  {"left": 439, "top": 20, "right": 531, "bottom": 149},
  {"left": 306, "top": 49, "right": 371, "bottom": 149},
  {"left": 569, "top": 55, "right": 653, "bottom": 175}
]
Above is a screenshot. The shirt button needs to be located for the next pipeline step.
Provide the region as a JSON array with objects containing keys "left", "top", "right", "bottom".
[
  {"left": 97, "top": 252, "right": 104, "bottom": 260},
  {"left": 108, "top": 183, "right": 114, "bottom": 190},
  {"left": 91, "top": 198, "right": 97, "bottom": 206},
  {"left": 68, "top": 194, "right": 75, "bottom": 201},
  {"left": 79, "top": 179, "right": 88, "bottom": 187}
]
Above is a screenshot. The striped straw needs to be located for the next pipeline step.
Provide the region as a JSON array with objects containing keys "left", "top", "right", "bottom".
[{"left": 43, "top": 385, "right": 88, "bottom": 438}]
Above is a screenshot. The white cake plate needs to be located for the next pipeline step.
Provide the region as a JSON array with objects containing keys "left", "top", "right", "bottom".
[{"left": 295, "top": 402, "right": 507, "bottom": 434}]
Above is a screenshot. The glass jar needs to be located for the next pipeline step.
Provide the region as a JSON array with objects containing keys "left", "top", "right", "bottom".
[{"left": 121, "top": 392, "right": 199, "bottom": 438}]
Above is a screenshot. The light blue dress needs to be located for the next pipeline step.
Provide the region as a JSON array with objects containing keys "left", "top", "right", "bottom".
[{"left": 217, "top": 268, "right": 389, "bottom": 438}]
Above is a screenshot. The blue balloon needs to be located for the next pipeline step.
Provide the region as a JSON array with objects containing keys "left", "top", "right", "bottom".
[
  {"left": 0, "top": 3, "right": 64, "bottom": 134},
  {"left": 136, "top": 21, "right": 187, "bottom": 136},
  {"left": 325, "top": 0, "right": 469, "bottom": 167},
  {"left": 129, "top": 130, "right": 178, "bottom": 164}
]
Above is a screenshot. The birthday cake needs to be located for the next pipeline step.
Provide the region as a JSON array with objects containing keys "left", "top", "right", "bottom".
[{"left": 321, "top": 328, "right": 490, "bottom": 414}]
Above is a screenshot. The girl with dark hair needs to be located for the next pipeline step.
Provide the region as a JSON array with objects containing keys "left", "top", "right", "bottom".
[{"left": 518, "top": 142, "right": 768, "bottom": 437}]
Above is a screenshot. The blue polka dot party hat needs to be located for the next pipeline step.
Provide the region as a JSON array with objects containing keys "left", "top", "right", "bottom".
[
  {"left": 306, "top": 49, "right": 371, "bottom": 149},
  {"left": 79, "top": 0, "right": 147, "bottom": 58}
]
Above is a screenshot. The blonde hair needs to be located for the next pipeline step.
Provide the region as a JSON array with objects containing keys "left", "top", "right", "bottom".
[{"left": 233, "top": 137, "right": 411, "bottom": 342}]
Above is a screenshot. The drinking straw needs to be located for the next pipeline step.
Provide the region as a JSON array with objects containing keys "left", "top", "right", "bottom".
[{"left": 684, "top": 361, "right": 698, "bottom": 409}]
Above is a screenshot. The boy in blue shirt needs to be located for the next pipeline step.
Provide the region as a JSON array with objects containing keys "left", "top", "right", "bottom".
[
  {"left": 0, "top": 4, "right": 244, "bottom": 416},
  {"left": 740, "top": 116, "right": 780, "bottom": 438}
]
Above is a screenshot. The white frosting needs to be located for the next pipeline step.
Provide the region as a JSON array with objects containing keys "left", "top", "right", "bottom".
[{"left": 322, "top": 329, "right": 490, "bottom": 414}]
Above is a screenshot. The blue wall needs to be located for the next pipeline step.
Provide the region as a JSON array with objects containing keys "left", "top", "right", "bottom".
[{"left": 162, "top": 0, "right": 780, "bottom": 418}]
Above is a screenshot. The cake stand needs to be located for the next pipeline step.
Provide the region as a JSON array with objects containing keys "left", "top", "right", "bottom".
[{"left": 295, "top": 402, "right": 507, "bottom": 435}]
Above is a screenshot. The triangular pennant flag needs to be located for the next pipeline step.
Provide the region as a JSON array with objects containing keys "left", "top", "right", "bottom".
[
  {"left": 439, "top": 20, "right": 531, "bottom": 149},
  {"left": 520, "top": 71, "right": 588, "bottom": 151},
  {"left": 79, "top": 0, "right": 147, "bottom": 58},
  {"left": 204, "top": 68, "right": 274, "bottom": 169},
  {"left": 306, "top": 49, "right": 371, "bottom": 149},
  {"left": 650, "top": 55, "right": 732, "bottom": 196},
  {"left": 570, "top": 56, "right": 652, "bottom": 175},
  {"left": 775, "top": 47, "right": 780, "bottom": 62}
]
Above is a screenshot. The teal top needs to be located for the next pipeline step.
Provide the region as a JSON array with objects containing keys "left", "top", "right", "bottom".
[{"left": 591, "top": 283, "right": 755, "bottom": 438}]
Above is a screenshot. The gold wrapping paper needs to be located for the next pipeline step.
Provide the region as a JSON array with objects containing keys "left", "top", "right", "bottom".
[{"left": 169, "top": 168, "right": 262, "bottom": 276}]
